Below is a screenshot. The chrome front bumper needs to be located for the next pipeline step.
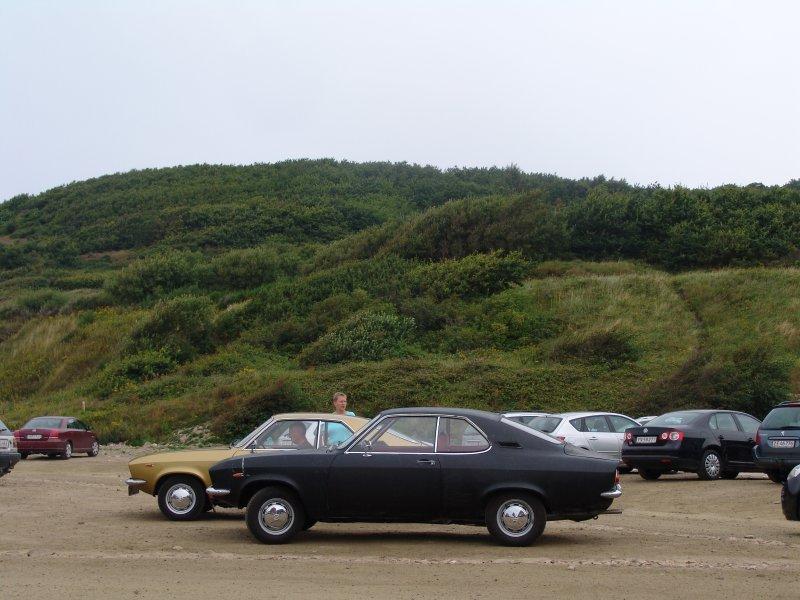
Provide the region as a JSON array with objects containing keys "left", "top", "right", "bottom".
[
  {"left": 206, "top": 486, "right": 231, "bottom": 497},
  {"left": 600, "top": 483, "right": 623, "bottom": 499},
  {"left": 125, "top": 478, "right": 148, "bottom": 496}
]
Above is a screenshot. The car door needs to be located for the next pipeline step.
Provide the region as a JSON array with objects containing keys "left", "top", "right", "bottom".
[
  {"left": 326, "top": 415, "right": 441, "bottom": 520},
  {"left": 582, "top": 415, "right": 619, "bottom": 457},
  {"left": 733, "top": 413, "right": 760, "bottom": 467},
  {"left": 711, "top": 413, "right": 751, "bottom": 465},
  {"left": 66, "top": 419, "right": 86, "bottom": 451}
]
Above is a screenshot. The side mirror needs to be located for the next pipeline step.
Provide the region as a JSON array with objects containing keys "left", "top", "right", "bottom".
[{"left": 360, "top": 440, "right": 372, "bottom": 456}]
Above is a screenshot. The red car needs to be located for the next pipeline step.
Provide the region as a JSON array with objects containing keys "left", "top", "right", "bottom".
[{"left": 14, "top": 416, "right": 100, "bottom": 459}]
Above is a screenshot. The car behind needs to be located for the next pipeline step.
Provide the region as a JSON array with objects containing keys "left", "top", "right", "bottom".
[
  {"left": 622, "top": 410, "right": 761, "bottom": 480},
  {"left": 14, "top": 416, "right": 99, "bottom": 460},
  {"left": 753, "top": 401, "right": 800, "bottom": 483},
  {"left": 0, "top": 419, "right": 21, "bottom": 478}
]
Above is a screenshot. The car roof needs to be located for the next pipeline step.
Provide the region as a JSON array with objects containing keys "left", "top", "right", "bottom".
[
  {"left": 27, "top": 416, "right": 72, "bottom": 421},
  {"left": 503, "top": 411, "right": 549, "bottom": 417},
  {"left": 272, "top": 413, "right": 369, "bottom": 425},
  {"left": 555, "top": 411, "right": 633, "bottom": 419},
  {"left": 378, "top": 407, "right": 502, "bottom": 422}
]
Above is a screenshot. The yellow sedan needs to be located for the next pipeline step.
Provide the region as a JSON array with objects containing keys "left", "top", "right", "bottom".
[{"left": 125, "top": 413, "right": 368, "bottom": 520}]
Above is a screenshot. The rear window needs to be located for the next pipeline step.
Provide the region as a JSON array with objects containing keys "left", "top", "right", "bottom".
[
  {"left": 526, "top": 416, "right": 562, "bottom": 434},
  {"left": 23, "top": 417, "right": 64, "bottom": 429},
  {"left": 761, "top": 407, "right": 800, "bottom": 430},
  {"left": 648, "top": 412, "right": 701, "bottom": 427}
]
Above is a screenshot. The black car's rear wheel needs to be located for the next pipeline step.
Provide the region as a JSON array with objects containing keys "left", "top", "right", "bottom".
[
  {"left": 246, "top": 486, "right": 305, "bottom": 544},
  {"left": 638, "top": 469, "right": 662, "bottom": 480},
  {"left": 485, "top": 492, "right": 546, "bottom": 546},
  {"left": 698, "top": 449, "right": 722, "bottom": 480},
  {"left": 157, "top": 475, "right": 206, "bottom": 521}
]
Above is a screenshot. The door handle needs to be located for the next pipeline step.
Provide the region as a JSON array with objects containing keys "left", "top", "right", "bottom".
[
  {"left": 588, "top": 436, "right": 599, "bottom": 440},
  {"left": 417, "top": 458, "right": 436, "bottom": 465}
]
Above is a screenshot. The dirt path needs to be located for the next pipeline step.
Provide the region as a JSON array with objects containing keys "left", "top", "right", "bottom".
[{"left": 1, "top": 449, "right": 798, "bottom": 599}]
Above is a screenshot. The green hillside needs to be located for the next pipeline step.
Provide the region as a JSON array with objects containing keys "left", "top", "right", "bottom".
[{"left": 1, "top": 160, "right": 798, "bottom": 443}]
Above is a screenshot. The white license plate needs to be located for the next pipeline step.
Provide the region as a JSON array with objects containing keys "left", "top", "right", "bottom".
[
  {"left": 26, "top": 434, "right": 42, "bottom": 440},
  {"left": 770, "top": 439, "right": 796, "bottom": 448},
  {"left": 636, "top": 436, "right": 657, "bottom": 444},
  {"left": 0, "top": 440, "right": 8, "bottom": 449}
]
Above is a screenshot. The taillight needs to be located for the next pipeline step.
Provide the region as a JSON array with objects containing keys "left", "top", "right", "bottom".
[
  {"left": 755, "top": 430, "right": 761, "bottom": 445},
  {"left": 614, "top": 470, "right": 620, "bottom": 485},
  {"left": 624, "top": 431, "right": 633, "bottom": 445},
  {"left": 47, "top": 430, "right": 60, "bottom": 440},
  {"left": 555, "top": 435, "right": 566, "bottom": 443},
  {"left": 668, "top": 431, "right": 684, "bottom": 442}
]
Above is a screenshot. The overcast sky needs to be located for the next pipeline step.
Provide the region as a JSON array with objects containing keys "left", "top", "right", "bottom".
[{"left": 1, "top": 0, "right": 798, "bottom": 201}]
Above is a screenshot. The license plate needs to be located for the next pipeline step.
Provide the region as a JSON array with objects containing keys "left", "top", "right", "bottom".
[
  {"left": 770, "top": 439, "right": 796, "bottom": 448},
  {"left": 0, "top": 440, "right": 8, "bottom": 449},
  {"left": 27, "top": 434, "right": 42, "bottom": 440},
  {"left": 636, "top": 436, "right": 657, "bottom": 444}
]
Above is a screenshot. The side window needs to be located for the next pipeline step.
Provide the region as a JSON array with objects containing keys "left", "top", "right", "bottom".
[
  {"left": 252, "top": 420, "right": 319, "bottom": 449},
  {"left": 708, "top": 414, "right": 718, "bottom": 430},
  {"left": 734, "top": 414, "right": 760, "bottom": 434},
  {"left": 570, "top": 418, "right": 585, "bottom": 432},
  {"left": 321, "top": 421, "right": 353, "bottom": 448},
  {"left": 607, "top": 415, "right": 637, "bottom": 433},
  {"left": 437, "top": 418, "right": 490, "bottom": 453},
  {"left": 360, "top": 416, "right": 437, "bottom": 452},
  {"left": 714, "top": 413, "right": 738, "bottom": 432},
  {"left": 584, "top": 416, "right": 611, "bottom": 433},
  {"left": 67, "top": 420, "right": 79, "bottom": 430}
]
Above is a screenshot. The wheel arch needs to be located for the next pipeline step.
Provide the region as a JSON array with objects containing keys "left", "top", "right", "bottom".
[
  {"left": 154, "top": 470, "right": 209, "bottom": 496},
  {"left": 239, "top": 476, "right": 305, "bottom": 510},
  {"left": 481, "top": 484, "right": 551, "bottom": 514}
]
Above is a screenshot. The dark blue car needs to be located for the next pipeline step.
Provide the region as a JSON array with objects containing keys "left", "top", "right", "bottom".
[{"left": 753, "top": 401, "right": 800, "bottom": 483}]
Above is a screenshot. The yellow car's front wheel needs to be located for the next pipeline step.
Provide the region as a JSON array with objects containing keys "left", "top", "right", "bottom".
[{"left": 157, "top": 475, "right": 207, "bottom": 521}]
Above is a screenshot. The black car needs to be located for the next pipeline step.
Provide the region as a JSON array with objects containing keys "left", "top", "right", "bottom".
[
  {"left": 207, "top": 408, "right": 622, "bottom": 546},
  {"left": 621, "top": 409, "right": 761, "bottom": 480},
  {"left": 781, "top": 464, "right": 800, "bottom": 520},
  {"left": 753, "top": 401, "right": 800, "bottom": 483}
]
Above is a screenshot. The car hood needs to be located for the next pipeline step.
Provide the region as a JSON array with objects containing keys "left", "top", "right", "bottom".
[{"left": 128, "top": 446, "right": 235, "bottom": 465}]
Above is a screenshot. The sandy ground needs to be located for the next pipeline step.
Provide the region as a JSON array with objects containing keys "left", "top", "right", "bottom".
[{"left": 1, "top": 448, "right": 798, "bottom": 600}]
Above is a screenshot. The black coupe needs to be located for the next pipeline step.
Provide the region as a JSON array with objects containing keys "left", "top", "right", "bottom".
[
  {"left": 207, "top": 407, "right": 622, "bottom": 546},
  {"left": 621, "top": 409, "right": 761, "bottom": 480}
]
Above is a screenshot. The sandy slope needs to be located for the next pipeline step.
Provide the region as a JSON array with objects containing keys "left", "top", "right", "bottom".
[{"left": 0, "top": 448, "right": 798, "bottom": 599}]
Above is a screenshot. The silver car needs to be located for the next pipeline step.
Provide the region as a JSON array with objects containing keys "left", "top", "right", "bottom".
[
  {"left": 0, "top": 419, "right": 21, "bottom": 478},
  {"left": 508, "top": 411, "right": 640, "bottom": 464}
]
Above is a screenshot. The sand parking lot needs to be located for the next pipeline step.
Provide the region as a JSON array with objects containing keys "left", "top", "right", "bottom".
[{"left": 1, "top": 449, "right": 798, "bottom": 599}]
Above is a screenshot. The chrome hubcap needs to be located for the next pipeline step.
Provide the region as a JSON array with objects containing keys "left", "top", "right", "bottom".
[
  {"left": 65, "top": 444, "right": 71, "bottom": 457},
  {"left": 259, "top": 499, "right": 293, "bottom": 535},
  {"left": 498, "top": 500, "right": 533, "bottom": 537},
  {"left": 705, "top": 453, "right": 721, "bottom": 477},
  {"left": 92, "top": 442, "right": 99, "bottom": 454},
  {"left": 166, "top": 484, "right": 196, "bottom": 514}
]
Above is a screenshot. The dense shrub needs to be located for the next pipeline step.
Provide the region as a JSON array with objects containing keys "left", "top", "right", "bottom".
[
  {"left": 210, "top": 378, "right": 309, "bottom": 441},
  {"left": 299, "top": 310, "right": 416, "bottom": 366},
  {"left": 637, "top": 344, "right": 791, "bottom": 418},
  {"left": 550, "top": 322, "right": 640, "bottom": 365},
  {"left": 203, "top": 246, "right": 300, "bottom": 289},
  {"left": 15, "top": 288, "right": 69, "bottom": 315},
  {"left": 409, "top": 251, "right": 529, "bottom": 300},
  {"left": 105, "top": 252, "right": 201, "bottom": 303},
  {"left": 130, "top": 295, "right": 214, "bottom": 361}
]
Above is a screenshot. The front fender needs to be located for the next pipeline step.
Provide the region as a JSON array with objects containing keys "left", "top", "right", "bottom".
[{"left": 238, "top": 474, "right": 305, "bottom": 509}]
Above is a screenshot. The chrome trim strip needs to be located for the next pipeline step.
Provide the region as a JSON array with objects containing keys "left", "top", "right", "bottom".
[
  {"left": 206, "top": 487, "right": 231, "bottom": 496},
  {"left": 600, "top": 483, "right": 623, "bottom": 499},
  {"left": 125, "top": 478, "right": 147, "bottom": 487}
]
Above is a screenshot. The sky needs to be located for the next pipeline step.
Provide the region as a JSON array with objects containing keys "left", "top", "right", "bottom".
[{"left": 0, "top": 0, "right": 798, "bottom": 201}]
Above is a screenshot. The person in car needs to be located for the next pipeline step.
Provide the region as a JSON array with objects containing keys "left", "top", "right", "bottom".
[
  {"left": 289, "top": 422, "right": 313, "bottom": 449},
  {"left": 332, "top": 392, "right": 355, "bottom": 417}
]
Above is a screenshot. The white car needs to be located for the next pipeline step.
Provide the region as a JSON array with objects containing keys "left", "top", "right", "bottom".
[{"left": 509, "top": 411, "right": 640, "bottom": 465}]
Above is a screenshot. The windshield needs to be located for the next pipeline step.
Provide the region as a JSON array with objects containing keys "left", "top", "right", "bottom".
[
  {"left": 761, "top": 407, "right": 800, "bottom": 430},
  {"left": 23, "top": 417, "right": 63, "bottom": 429},
  {"left": 0, "top": 419, "right": 8, "bottom": 432},
  {"left": 525, "top": 416, "right": 563, "bottom": 434},
  {"left": 647, "top": 412, "right": 701, "bottom": 427}
]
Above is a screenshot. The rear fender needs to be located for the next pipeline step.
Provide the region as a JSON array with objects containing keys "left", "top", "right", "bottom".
[{"left": 481, "top": 483, "right": 550, "bottom": 513}]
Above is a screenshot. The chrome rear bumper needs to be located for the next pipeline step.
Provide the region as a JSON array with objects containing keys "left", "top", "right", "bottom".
[
  {"left": 206, "top": 487, "right": 231, "bottom": 497},
  {"left": 601, "top": 483, "right": 623, "bottom": 499}
]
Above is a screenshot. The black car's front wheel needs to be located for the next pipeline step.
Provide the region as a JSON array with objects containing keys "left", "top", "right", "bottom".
[
  {"left": 698, "top": 449, "right": 723, "bottom": 480},
  {"left": 246, "top": 487, "right": 306, "bottom": 544},
  {"left": 485, "top": 493, "right": 546, "bottom": 546}
]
